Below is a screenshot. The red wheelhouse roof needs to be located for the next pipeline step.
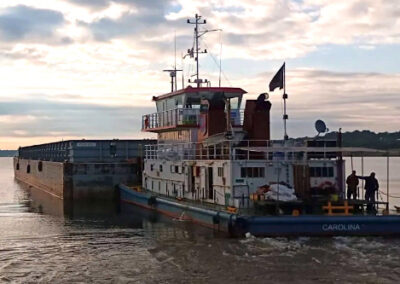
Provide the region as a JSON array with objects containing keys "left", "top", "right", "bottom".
[{"left": 152, "top": 86, "right": 247, "bottom": 101}]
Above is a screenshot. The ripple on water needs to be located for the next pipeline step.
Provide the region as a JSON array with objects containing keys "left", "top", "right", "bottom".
[{"left": 1, "top": 157, "right": 400, "bottom": 283}]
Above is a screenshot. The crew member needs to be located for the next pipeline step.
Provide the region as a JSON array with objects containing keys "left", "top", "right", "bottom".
[
  {"left": 358, "top": 172, "right": 379, "bottom": 213},
  {"left": 346, "top": 170, "right": 359, "bottom": 200}
]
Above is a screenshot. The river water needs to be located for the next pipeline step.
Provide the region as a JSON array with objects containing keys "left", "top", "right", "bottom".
[{"left": 1, "top": 157, "right": 400, "bottom": 283}]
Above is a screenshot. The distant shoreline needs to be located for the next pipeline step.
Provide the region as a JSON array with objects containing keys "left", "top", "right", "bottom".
[{"left": 0, "top": 150, "right": 17, "bottom": 157}]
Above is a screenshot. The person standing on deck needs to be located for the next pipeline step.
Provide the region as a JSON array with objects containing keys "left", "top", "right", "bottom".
[
  {"left": 346, "top": 170, "right": 359, "bottom": 200},
  {"left": 358, "top": 172, "right": 379, "bottom": 213}
]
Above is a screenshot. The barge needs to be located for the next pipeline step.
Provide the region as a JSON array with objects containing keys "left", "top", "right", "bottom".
[{"left": 14, "top": 139, "right": 153, "bottom": 201}]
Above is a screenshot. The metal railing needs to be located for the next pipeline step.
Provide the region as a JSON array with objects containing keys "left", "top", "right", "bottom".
[
  {"left": 144, "top": 140, "right": 326, "bottom": 161},
  {"left": 17, "top": 140, "right": 154, "bottom": 162},
  {"left": 142, "top": 108, "right": 200, "bottom": 130},
  {"left": 142, "top": 108, "right": 245, "bottom": 131}
]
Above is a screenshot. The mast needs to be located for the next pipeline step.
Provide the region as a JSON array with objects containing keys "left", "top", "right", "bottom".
[
  {"left": 163, "top": 33, "right": 182, "bottom": 92},
  {"left": 283, "top": 64, "right": 288, "bottom": 140},
  {"left": 219, "top": 31, "right": 222, "bottom": 87},
  {"left": 187, "top": 14, "right": 207, "bottom": 88},
  {"left": 174, "top": 31, "right": 178, "bottom": 92}
]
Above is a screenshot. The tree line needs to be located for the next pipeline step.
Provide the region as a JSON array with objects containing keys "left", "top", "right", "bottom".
[{"left": 324, "top": 130, "right": 400, "bottom": 150}]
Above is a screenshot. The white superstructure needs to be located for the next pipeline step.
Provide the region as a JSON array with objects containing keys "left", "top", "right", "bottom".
[{"left": 142, "top": 87, "right": 344, "bottom": 209}]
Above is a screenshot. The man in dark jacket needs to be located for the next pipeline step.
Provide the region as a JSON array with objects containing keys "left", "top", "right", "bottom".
[
  {"left": 358, "top": 172, "right": 379, "bottom": 213},
  {"left": 346, "top": 170, "right": 359, "bottom": 200}
]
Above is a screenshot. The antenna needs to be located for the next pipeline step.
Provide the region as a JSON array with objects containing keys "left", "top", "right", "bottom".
[
  {"left": 283, "top": 63, "right": 288, "bottom": 141},
  {"left": 163, "top": 32, "right": 182, "bottom": 92},
  {"left": 181, "top": 52, "right": 184, "bottom": 89},
  {"left": 186, "top": 15, "right": 221, "bottom": 88},
  {"left": 219, "top": 30, "right": 222, "bottom": 87},
  {"left": 187, "top": 14, "right": 207, "bottom": 88},
  {"left": 163, "top": 69, "right": 182, "bottom": 92},
  {"left": 174, "top": 31, "right": 177, "bottom": 92}
]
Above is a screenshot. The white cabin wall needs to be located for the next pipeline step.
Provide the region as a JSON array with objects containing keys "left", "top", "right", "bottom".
[
  {"left": 143, "top": 160, "right": 186, "bottom": 197},
  {"left": 308, "top": 160, "right": 339, "bottom": 188},
  {"left": 192, "top": 160, "right": 232, "bottom": 206},
  {"left": 144, "top": 159, "right": 233, "bottom": 206},
  {"left": 211, "top": 161, "right": 231, "bottom": 206},
  {"left": 232, "top": 161, "right": 294, "bottom": 195}
]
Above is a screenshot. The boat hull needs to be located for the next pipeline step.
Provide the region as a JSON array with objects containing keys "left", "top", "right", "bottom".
[
  {"left": 235, "top": 215, "right": 400, "bottom": 237},
  {"left": 119, "top": 184, "right": 236, "bottom": 233},
  {"left": 119, "top": 184, "right": 400, "bottom": 237}
]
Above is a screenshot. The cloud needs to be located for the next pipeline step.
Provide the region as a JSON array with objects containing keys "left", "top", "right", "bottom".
[
  {"left": 0, "top": 46, "right": 47, "bottom": 62},
  {"left": 0, "top": 97, "right": 154, "bottom": 140},
  {"left": 0, "top": 68, "right": 398, "bottom": 148},
  {"left": 67, "top": 0, "right": 175, "bottom": 10},
  {"left": 0, "top": 0, "right": 399, "bottom": 148},
  {"left": 2, "top": 1, "right": 400, "bottom": 60},
  {"left": 67, "top": 0, "right": 110, "bottom": 9},
  {"left": 78, "top": 0, "right": 177, "bottom": 42},
  {"left": 0, "top": 5, "right": 71, "bottom": 44},
  {"left": 166, "top": 0, "right": 400, "bottom": 60},
  {"left": 233, "top": 68, "right": 400, "bottom": 138}
]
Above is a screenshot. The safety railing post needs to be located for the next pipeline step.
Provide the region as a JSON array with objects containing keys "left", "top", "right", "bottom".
[
  {"left": 247, "top": 140, "right": 250, "bottom": 160},
  {"left": 387, "top": 154, "right": 390, "bottom": 211}
]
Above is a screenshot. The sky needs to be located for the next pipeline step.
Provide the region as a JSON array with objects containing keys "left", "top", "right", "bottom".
[{"left": 0, "top": 0, "right": 399, "bottom": 149}]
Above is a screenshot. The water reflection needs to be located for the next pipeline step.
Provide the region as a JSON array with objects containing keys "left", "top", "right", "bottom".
[
  {"left": 2, "top": 157, "right": 400, "bottom": 283},
  {"left": 14, "top": 178, "right": 218, "bottom": 243}
]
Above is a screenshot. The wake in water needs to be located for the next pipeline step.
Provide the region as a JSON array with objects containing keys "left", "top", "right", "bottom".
[{"left": 2, "top": 157, "right": 400, "bottom": 283}]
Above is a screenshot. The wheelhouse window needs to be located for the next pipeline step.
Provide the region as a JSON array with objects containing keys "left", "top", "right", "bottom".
[
  {"left": 309, "top": 167, "right": 334, "bottom": 177},
  {"left": 240, "top": 167, "right": 265, "bottom": 178},
  {"left": 170, "top": 165, "right": 181, "bottom": 174}
]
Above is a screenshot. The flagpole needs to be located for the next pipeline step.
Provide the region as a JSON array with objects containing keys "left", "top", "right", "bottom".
[{"left": 283, "top": 62, "right": 288, "bottom": 140}]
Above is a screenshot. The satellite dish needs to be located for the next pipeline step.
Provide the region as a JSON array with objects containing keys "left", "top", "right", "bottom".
[{"left": 315, "top": 120, "right": 328, "bottom": 136}]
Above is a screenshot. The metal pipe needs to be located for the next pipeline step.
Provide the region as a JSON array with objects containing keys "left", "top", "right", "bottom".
[
  {"left": 387, "top": 154, "right": 390, "bottom": 210},
  {"left": 350, "top": 155, "right": 353, "bottom": 171},
  {"left": 361, "top": 156, "right": 364, "bottom": 196}
]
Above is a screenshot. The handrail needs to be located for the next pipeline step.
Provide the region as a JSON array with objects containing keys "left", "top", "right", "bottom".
[
  {"left": 142, "top": 139, "right": 381, "bottom": 161},
  {"left": 142, "top": 108, "right": 200, "bottom": 130},
  {"left": 142, "top": 108, "right": 245, "bottom": 130},
  {"left": 143, "top": 139, "right": 340, "bottom": 161}
]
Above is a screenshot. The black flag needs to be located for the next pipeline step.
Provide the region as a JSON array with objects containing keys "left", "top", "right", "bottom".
[{"left": 269, "top": 63, "right": 285, "bottom": 92}]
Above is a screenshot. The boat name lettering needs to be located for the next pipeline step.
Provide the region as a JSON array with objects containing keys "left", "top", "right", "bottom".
[{"left": 322, "top": 224, "right": 361, "bottom": 231}]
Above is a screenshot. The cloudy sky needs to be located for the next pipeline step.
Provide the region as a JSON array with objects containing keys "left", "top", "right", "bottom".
[{"left": 0, "top": 0, "right": 399, "bottom": 149}]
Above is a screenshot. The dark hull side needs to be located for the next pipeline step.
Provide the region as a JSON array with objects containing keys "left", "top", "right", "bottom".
[
  {"left": 14, "top": 157, "right": 140, "bottom": 201},
  {"left": 119, "top": 184, "right": 236, "bottom": 234},
  {"left": 235, "top": 215, "right": 400, "bottom": 237},
  {"left": 119, "top": 184, "right": 400, "bottom": 237}
]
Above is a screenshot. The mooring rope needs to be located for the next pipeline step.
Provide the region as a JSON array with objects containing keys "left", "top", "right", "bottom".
[{"left": 379, "top": 190, "right": 400, "bottom": 199}]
